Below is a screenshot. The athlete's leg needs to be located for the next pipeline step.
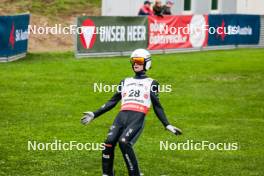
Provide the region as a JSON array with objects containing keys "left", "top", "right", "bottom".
[
  {"left": 118, "top": 112, "right": 145, "bottom": 176},
  {"left": 102, "top": 113, "right": 124, "bottom": 176}
]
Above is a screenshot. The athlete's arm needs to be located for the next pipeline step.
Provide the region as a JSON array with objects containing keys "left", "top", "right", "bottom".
[
  {"left": 93, "top": 80, "right": 124, "bottom": 118},
  {"left": 93, "top": 91, "right": 121, "bottom": 118},
  {"left": 150, "top": 80, "right": 182, "bottom": 135},
  {"left": 81, "top": 80, "right": 123, "bottom": 125},
  {"left": 150, "top": 80, "right": 170, "bottom": 127}
]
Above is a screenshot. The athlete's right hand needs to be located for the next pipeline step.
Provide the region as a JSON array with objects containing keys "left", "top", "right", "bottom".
[{"left": 81, "top": 111, "right": 94, "bottom": 125}]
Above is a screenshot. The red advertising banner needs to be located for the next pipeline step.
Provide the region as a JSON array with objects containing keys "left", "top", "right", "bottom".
[{"left": 148, "top": 15, "right": 209, "bottom": 50}]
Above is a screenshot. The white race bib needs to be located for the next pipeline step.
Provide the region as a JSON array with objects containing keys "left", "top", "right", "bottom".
[{"left": 121, "top": 77, "right": 153, "bottom": 114}]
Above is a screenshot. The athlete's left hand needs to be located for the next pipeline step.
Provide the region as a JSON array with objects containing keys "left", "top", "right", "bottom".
[
  {"left": 81, "top": 112, "right": 94, "bottom": 125},
  {"left": 166, "top": 125, "right": 182, "bottom": 135}
]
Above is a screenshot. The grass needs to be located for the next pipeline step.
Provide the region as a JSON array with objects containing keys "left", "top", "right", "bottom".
[
  {"left": 0, "top": 49, "right": 264, "bottom": 175},
  {"left": 0, "top": 0, "right": 101, "bottom": 17}
]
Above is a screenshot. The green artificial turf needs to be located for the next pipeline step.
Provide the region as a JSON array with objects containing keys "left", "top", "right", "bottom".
[{"left": 0, "top": 49, "right": 264, "bottom": 175}]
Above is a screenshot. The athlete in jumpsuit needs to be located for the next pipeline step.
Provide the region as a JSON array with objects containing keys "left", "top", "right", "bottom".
[{"left": 81, "top": 49, "right": 182, "bottom": 176}]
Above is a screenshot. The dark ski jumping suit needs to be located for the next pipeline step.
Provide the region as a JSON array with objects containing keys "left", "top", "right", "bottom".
[{"left": 93, "top": 72, "right": 171, "bottom": 176}]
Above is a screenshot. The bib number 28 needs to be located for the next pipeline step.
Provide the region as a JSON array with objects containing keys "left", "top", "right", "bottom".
[{"left": 128, "top": 89, "right": 140, "bottom": 97}]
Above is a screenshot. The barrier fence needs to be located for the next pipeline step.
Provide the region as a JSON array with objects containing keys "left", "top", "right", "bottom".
[
  {"left": 0, "top": 14, "right": 30, "bottom": 62},
  {"left": 0, "top": 14, "right": 262, "bottom": 60},
  {"left": 75, "top": 14, "right": 264, "bottom": 57}
]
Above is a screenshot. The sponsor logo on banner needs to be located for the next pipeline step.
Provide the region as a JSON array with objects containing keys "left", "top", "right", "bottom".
[
  {"left": 216, "top": 20, "right": 226, "bottom": 41},
  {"left": 78, "top": 17, "right": 148, "bottom": 52},
  {"left": 215, "top": 20, "right": 253, "bottom": 40},
  {"left": 8, "top": 22, "right": 29, "bottom": 49},
  {"left": 208, "top": 15, "right": 260, "bottom": 45},
  {"left": 189, "top": 15, "right": 208, "bottom": 48},
  {"left": 9, "top": 23, "right": 15, "bottom": 48},
  {"left": 1, "top": 14, "right": 29, "bottom": 57},
  {"left": 80, "top": 19, "right": 96, "bottom": 49},
  {"left": 148, "top": 15, "right": 208, "bottom": 50}
]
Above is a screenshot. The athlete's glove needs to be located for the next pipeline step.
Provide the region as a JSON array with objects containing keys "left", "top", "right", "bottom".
[
  {"left": 81, "top": 111, "right": 94, "bottom": 125},
  {"left": 166, "top": 125, "right": 182, "bottom": 135}
]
